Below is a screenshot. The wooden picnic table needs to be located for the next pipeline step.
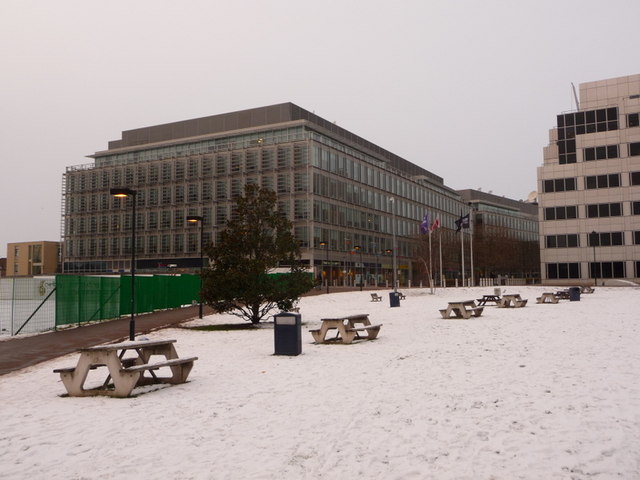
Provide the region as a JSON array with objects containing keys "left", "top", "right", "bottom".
[
  {"left": 477, "top": 294, "right": 501, "bottom": 306},
  {"left": 53, "top": 339, "right": 198, "bottom": 398},
  {"left": 497, "top": 293, "right": 528, "bottom": 308},
  {"left": 310, "top": 314, "right": 382, "bottom": 344},
  {"left": 581, "top": 285, "right": 595, "bottom": 294},
  {"left": 439, "top": 300, "right": 484, "bottom": 319},
  {"left": 555, "top": 290, "right": 570, "bottom": 300},
  {"left": 536, "top": 292, "right": 559, "bottom": 304}
]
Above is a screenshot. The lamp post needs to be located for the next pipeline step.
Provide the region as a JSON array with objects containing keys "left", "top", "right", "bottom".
[
  {"left": 187, "top": 215, "right": 204, "bottom": 318},
  {"left": 354, "top": 245, "right": 363, "bottom": 291},
  {"left": 110, "top": 187, "right": 137, "bottom": 341},
  {"left": 319, "top": 241, "right": 329, "bottom": 294},
  {"left": 591, "top": 230, "right": 598, "bottom": 287},
  {"left": 389, "top": 197, "right": 398, "bottom": 292},
  {"left": 385, "top": 248, "right": 392, "bottom": 288}
]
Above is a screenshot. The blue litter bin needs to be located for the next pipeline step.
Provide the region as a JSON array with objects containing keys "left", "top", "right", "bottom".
[
  {"left": 569, "top": 287, "right": 580, "bottom": 302},
  {"left": 274, "top": 312, "right": 302, "bottom": 355},
  {"left": 389, "top": 291, "right": 400, "bottom": 308}
]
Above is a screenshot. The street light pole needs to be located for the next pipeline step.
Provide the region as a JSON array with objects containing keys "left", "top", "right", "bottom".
[
  {"left": 354, "top": 245, "right": 363, "bottom": 291},
  {"left": 591, "top": 230, "right": 598, "bottom": 287},
  {"left": 320, "top": 241, "right": 329, "bottom": 294},
  {"left": 187, "top": 215, "right": 205, "bottom": 318},
  {"left": 389, "top": 197, "right": 398, "bottom": 292},
  {"left": 110, "top": 187, "right": 137, "bottom": 341}
]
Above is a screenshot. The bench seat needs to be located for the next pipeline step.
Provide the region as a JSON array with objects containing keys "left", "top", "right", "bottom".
[
  {"left": 370, "top": 293, "right": 382, "bottom": 302},
  {"left": 121, "top": 356, "right": 198, "bottom": 373}
]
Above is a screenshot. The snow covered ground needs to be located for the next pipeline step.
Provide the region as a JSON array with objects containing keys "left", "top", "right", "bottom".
[{"left": 1, "top": 286, "right": 639, "bottom": 479}]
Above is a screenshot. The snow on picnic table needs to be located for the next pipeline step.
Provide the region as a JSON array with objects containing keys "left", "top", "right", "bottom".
[{"left": 1, "top": 286, "right": 639, "bottom": 479}]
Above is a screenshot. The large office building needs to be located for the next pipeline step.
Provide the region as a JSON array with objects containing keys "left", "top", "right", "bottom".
[
  {"left": 538, "top": 74, "right": 640, "bottom": 284},
  {"left": 458, "top": 189, "right": 539, "bottom": 281},
  {"left": 62, "top": 103, "right": 470, "bottom": 286}
]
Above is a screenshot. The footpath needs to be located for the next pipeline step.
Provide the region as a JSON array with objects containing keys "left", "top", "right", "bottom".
[{"left": 0, "top": 305, "right": 206, "bottom": 376}]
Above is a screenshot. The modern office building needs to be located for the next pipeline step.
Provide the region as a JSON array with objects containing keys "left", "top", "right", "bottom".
[
  {"left": 458, "top": 189, "right": 539, "bottom": 281},
  {"left": 62, "top": 103, "right": 472, "bottom": 286},
  {"left": 6, "top": 241, "right": 60, "bottom": 277},
  {"left": 538, "top": 74, "right": 640, "bottom": 285}
]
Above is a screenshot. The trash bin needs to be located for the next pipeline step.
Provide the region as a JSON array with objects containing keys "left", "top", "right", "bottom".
[
  {"left": 273, "top": 312, "right": 302, "bottom": 356},
  {"left": 569, "top": 287, "right": 581, "bottom": 302},
  {"left": 389, "top": 291, "right": 400, "bottom": 308}
]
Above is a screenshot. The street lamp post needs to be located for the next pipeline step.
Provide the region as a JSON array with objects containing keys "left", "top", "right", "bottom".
[
  {"left": 389, "top": 197, "right": 398, "bottom": 292},
  {"left": 187, "top": 215, "right": 205, "bottom": 319},
  {"left": 591, "top": 230, "right": 598, "bottom": 287},
  {"left": 354, "top": 245, "right": 363, "bottom": 291},
  {"left": 319, "top": 241, "right": 329, "bottom": 294},
  {"left": 385, "top": 249, "right": 392, "bottom": 288},
  {"left": 110, "top": 187, "right": 137, "bottom": 341}
]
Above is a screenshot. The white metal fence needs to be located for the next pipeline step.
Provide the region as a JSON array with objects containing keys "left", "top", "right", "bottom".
[{"left": 0, "top": 277, "right": 56, "bottom": 336}]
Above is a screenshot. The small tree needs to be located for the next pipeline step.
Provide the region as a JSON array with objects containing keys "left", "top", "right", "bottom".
[{"left": 201, "top": 184, "right": 314, "bottom": 324}]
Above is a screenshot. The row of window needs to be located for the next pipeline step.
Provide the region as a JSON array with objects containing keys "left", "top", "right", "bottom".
[
  {"left": 67, "top": 146, "right": 308, "bottom": 194},
  {"left": 546, "top": 261, "right": 631, "bottom": 279},
  {"left": 559, "top": 142, "right": 640, "bottom": 165},
  {"left": 544, "top": 201, "right": 640, "bottom": 220},
  {"left": 546, "top": 231, "right": 640, "bottom": 248},
  {"left": 543, "top": 171, "right": 640, "bottom": 193}
]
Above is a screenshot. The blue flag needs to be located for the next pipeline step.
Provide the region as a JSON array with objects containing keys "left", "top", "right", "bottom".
[
  {"left": 455, "top": 213, "right": 470, "bottom": 232},
  {"left": 420, "top": 213, "right": 430, "bottom": 235}
]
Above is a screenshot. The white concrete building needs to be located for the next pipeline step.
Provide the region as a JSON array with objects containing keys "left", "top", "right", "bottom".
[{"left": 538, "top": 74, "right": 640, "bottom": 285}]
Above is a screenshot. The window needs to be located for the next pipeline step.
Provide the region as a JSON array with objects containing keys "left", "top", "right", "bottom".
[
  {"left": 589, "top": 232, "right": 624, "bottom": 246},
  {"left": 591, "top": 262, "right": 625, "bottom": 279},
  {"left": 547, "top": 263, "right": 580, "bottom": 279},
  {"left": 583, "top": 144, "right": 619, "bottom": 161},
  {"left": 631, "top": 172, "right": 640, "bottom": 186},
  {"left": 584, "top": 173, "right": 621, "bottom": 189},
  {"left": 630, "top": 142, "right": 640, "bottom": 157},
  {"left": 544, "top": 206, "right": 577, "bottom": 220},
  {"left": 545, "top": 234, "right": 579, "bottom": 248},
  {"left": 633, "top": 201, "right": 640, "bottom": 215},
  {"left": 628, "top": 113, "right": 639, "bottom": 128},
  {"left": 586, "top": 203, "right": 622, "bottom": 218},
  {"left": 543, "top": 177, "right": 576, "bottom": 193},
  {"left": 635, "top": 231, "right": 640, "bottom": 245}
]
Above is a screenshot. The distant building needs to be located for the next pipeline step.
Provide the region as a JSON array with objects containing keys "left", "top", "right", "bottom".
[
  {"left": 62, "top": 102, "right": 471, "bottom": 286},
  {"left": 0, "top": 258, "right": 6, "bottom": 277},
  {"left": 538, "top": 74, "right": 640, "bottom": 284},
  {"left": 458, "top": 189, "right": 539, "bottom": 280},
  {"left": 6, "top": 241, "right": 60, "bottom": 277}
]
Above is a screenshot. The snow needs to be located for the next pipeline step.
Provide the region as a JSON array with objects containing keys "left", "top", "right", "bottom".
[{"left": 1, "top": 286, "right": 639, "bottom": 479}]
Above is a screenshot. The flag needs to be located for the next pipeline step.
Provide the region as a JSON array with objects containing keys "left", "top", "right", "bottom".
[
  {"left": 455, "top": 213, "right": 470, "bottom": 232},
  {"left": 430, "top": 218, "right": 440, "bottom": 232},
  {"left": 420, "top": 213, "right": 430, "bottom": 235}
]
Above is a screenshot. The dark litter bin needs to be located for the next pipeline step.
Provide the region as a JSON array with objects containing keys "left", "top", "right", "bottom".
[
  {"left": 569, "top": 287, "right": 581, "bottom": 302},
  {"left": 273, "top": 312, "right": 302, "bottom": 356},
  {"left": 389, "top": 291, "right": 400, "bottom": 308}
]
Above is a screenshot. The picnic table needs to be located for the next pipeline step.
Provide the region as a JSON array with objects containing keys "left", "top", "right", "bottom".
[
  {"left": 477, "top": 294, "right": 501, "bottom": 306},
  {"left": 310, "top": 314, "right": 382, "bottom": 344},
  {"left": 581, "top": 285, "right": 595, "bottom": 294},
  {"left": 439, "top": 300, "right": 484, "bottom": 319},
  {"left": 53, "top": 339, "right": 198, "bottom": 398},
  {"left": 555, "top": 290, "right": 570, "bottom": 300},
  {"left": 536, "top": 292, "right": 559, "bottom": 304},
  {"left": 497, "top": 293, "right": 528, "bottom": 308}
]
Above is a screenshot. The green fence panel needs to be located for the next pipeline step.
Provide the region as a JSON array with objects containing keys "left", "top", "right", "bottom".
[
  {"left": 55, "top": 275, "right": 81, "bottom": 326},
  {"left": 56, "top": 274, "right": 200, "bottom": 327}
]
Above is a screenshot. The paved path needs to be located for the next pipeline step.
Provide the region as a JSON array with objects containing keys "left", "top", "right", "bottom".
[{"left": 0, "top": 305, "right": 208, "bottom": 376}]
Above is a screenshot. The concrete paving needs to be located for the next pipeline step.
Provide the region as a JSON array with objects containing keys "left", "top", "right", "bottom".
[{"left": 0, "top": 305, "right": 208, "bottom": 376}]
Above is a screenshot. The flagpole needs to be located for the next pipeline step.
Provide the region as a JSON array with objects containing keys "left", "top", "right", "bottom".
[
  {"left": 428, "top": 229, "right": 434, "bottom": 294},
  {"left": 461, "top": 227, "right": 465, "bottom": 287},
  {"left": 469, "top": 213, "right": 474, "bottom": 287},
  {"left": 439, "top": 229, "right": 443, "bottom": 287}
]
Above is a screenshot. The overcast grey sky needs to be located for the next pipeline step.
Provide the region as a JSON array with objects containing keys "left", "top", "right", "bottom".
[{"left": 2, "top": 0, "right": 639, "bottom": 254}]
